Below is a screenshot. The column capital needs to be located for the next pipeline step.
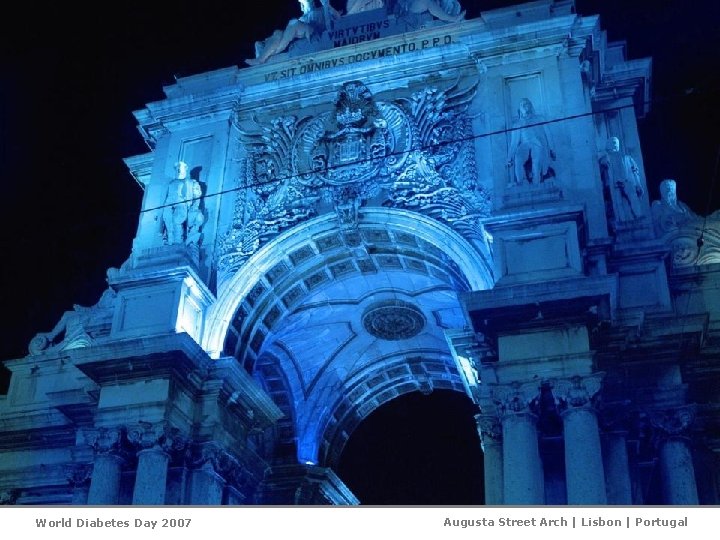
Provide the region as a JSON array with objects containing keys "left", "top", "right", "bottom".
[
  {"left": 491, "top": 381, "right": 541, "bottom": 417},
  {"left": 552, "top": 373, "right": 604, "bottom": 412},
  {"left": 191, "top": 443, "right": 248, "bottom": 492},
  {"left": 0, "top": 489, "right": 20, "bottom": 505},
  {"left": 83, "top": 427, "right": 131, "bottom": 461},
  {"left": 127, "top": 422, "right": 188, "bottom": 459},
  {"left": 649, "top": 405, "right": 696, "bottom": 440},
  {"left": 66, "top": 464, "right": 93, "bottom": 488},
  {"left": 474, "top": 414, "right": 502, "bottom": 447}
]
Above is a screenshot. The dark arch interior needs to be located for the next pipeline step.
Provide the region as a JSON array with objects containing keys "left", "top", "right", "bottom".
[{"left": 337, "top": 390, "right": 485, "bottom": 505}]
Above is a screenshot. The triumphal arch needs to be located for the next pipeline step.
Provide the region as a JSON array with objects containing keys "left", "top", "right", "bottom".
[{"left": 1, "top": 0, "right": 719, "bottom": 505}]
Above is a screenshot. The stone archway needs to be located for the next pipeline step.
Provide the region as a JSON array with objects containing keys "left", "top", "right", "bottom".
[{"left": 204, "top": 207, "right": 493, "bottom": 467}]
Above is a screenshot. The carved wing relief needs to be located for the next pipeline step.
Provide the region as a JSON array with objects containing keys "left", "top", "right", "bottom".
[{"left": 218, "top": 78, "right": 489, "bottom": 278}]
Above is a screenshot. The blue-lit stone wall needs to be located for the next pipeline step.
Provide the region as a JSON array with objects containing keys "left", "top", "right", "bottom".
[{"left": 1, "top": 1, "right": 719, "bottom": 506}]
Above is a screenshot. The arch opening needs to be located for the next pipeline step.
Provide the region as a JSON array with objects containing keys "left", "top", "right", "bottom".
[{"left": 337, "top": 390, "right": 485, "bottom": 505}]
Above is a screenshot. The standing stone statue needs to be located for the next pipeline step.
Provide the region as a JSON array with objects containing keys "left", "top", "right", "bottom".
[
  {"left": 185, "top": 178, "right": 205, "bottom": 248},
  {"left": 162, "top": 161, "right": 203, "bottom": 246},
  {"left": 506, "top": 98, "right": 556, "bottom": 185},
  {"left": 599, "top": 136, "right": 644, "bottom": 222}
]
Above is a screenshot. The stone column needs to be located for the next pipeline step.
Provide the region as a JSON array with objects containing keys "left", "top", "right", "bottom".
[
  {"left": 86, "top": 428, "right": 126, "bottom": 505},
  {"left": 129, "top": 424, "right": 185, "bottom": 505},
  {"left": 651, "top": 406, "right": 699, "bottom": 505},
  {"left": 190, "top": 467, "right": 226, "bottom": 505},
  {"left": 133, "top": 446, "right": 170, "bottom": 504},
  {"left": 555, "top": 375, "right": 607, "bottom": 504},
  {"left": 189, "top": 445, "right": 232, "bottom": 505},
  {"left": 493, "top": 383, "right": 544, "bottom": 505},
  {"left": 603, "top": 432, "right": 633, "bottom": 504},
  {"left": 475, "top": 414, "right": 503, "bottom": 505}
]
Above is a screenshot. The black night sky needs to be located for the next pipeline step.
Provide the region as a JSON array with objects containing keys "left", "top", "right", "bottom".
[{"left": 1, "top": 1, "right": 719, "bottom": 504}]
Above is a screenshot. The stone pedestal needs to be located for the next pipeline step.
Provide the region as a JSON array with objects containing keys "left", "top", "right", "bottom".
[
  {"left": 132, "top": 447, "right": 170, "bottom": 505},
  {"left": 604, "top": 432, "right": 632, "bottom": 504},
  {"left": 87, "top": 454, "right": 124, "bottom": 505},
  {"left": 502, "top": 413, "right": 544, "bottom": 504},
  {"left": 562, "top": 406, "right": 607, "bottom": 504}
]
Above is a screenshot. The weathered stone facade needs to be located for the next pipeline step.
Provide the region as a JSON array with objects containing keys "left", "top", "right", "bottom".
[{"left": 1, "top": 1, "right": 718, "bottom": 505}]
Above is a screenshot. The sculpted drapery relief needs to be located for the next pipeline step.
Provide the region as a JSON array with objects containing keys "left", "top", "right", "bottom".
[{"left": 218, "top": 78, "right": 489, "bottom": 277}]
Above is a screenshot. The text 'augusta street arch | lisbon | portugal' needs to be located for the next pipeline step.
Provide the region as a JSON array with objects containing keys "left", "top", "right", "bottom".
[{"left": 1, "top": 0, "right": 720, "bottom": 505}]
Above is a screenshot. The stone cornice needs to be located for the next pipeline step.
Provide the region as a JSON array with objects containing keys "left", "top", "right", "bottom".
[
  {"left": 0, "top": 419, "right": 76, "bottom": 451},
  {"left": 69, "top": 333, "right": 211, "bottom": 392},
  {"left": 209, "top": 357, "right": 284, "bottom": 429},
  {"left": 133, "top": 4, "right": 606, "bottom": 124},
  {"left": 122, "top": 152, "right": 154, "bottom": 190}
]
